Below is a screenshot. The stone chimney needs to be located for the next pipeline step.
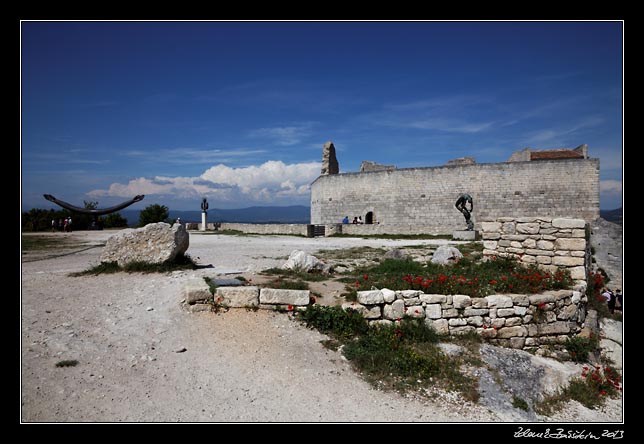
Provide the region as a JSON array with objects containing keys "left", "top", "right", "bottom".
[{"left": 321, "top": 141, "right": 339, "bottom": 175}]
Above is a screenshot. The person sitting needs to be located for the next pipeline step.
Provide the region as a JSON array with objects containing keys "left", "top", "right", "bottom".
[
  {"left": 342, "top": 216, "right": 349, "bottom": 224},
  {"left": 358, "top": 216, "right": 363, "bottom": 224},
  {"left": 352, "top": 217, "right": 358, "bottom": 224},
  {"left": 615, "top": 289, "right": 622, "bottom": 311}
]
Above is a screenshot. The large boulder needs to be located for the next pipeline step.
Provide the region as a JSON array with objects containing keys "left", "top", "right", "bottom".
[
  {"left": 100, "top": 222, "right": 189, "bottom": 267},
  {"left": 430, "top": 245, "right": 463, "bottom": 265},
  {"left": 282, "top": 250, "right": 330, "bottom": 273}
]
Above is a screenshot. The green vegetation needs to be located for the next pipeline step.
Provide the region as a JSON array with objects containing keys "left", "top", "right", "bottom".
[
  {"left": 565, "top": 335, "right": 600, "bottom": 363},
  {"left": 315, "top": 246, "right": 387, "bottom": 260},
  {"left": 22, "top": 235, "right": 69, "bottom": 251},
  {"left": 266, "top": 277, "right": 310, "bottom": 291},
  {"left": 512, "top": 395, "right": 530, "bottom": 411},
  {"left": 22, "top": 202, "right": 130, "bottom": 231},
  {"left": 260, "top": 267, "right": 329, "bottom": 282},
  {"left": 70, "top": 253, "right": 197, "bottom": 276},
  {"left": 536, "top": 365, "right": 622, "bottom": 414},
  {"left": 102, "top": 212, "right": 128, "bottom": 228},
  {"left": 138, "top": 203, "right": 170, "bottom": 226},
  {"left": 296, "top": 307, "right": 479, "bottom": 400},
  {"left": 55, "top": 360, "right": 79, "bottom": 367},
  {"left": 347, "top": 256, "right": 573, "bottom": 297}
]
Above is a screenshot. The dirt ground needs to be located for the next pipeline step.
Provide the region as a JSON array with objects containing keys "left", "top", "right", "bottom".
[{"left": 20, "top": 230, "right": 623, "bottom": 423}]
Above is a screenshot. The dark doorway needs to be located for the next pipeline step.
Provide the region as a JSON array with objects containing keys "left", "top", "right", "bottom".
[{"left": 365, "top": 211, "right": 374, "bottom": 224}]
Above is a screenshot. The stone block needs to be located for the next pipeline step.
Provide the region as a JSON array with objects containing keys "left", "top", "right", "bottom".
[
  {"left": 522, "top": 238, "right": 536, "bottom": 248},
  {"left": 571, "top": 229, "right": 586, "bottom": 238},
  {"left": 189, "top": 303, "right": 212, "bottom": 313},
  {"left": 491, "top": 318, "right": 506, "bottom": 328},
  {"left": 420, "top": 294, "right": 446, "bottom": 304},
  {"left": 259, "top": 288, "right": 310, "bottom": 306},
  {"left": 536, "top": 240, "right": 554, "bottom": 250},
  {"left": 505, "top": 317, "right": 523, "bottom": 327},
  {"left": 381, "top": 288, "right": 397, "bottom": 303},
  {"left": 357, "top": 290, "right": 384, "bottom": 305},
  {"left": 557, "top": 304, "right": 578, "bottom": 320},
  {"left": 483, "top": 240, "right": 498, "bottom": 250},
  {"left": 405, "top": 306, "right": 425, "bottom": 318},
  {"left": 510, "top": 294, "right": 529, "bottom": 306},
  {"left": 403, "top": 297, "right": 421, "bottom": 306},
  {"left": 570, "top": 250, "right": 586, "bottom": 257},
  {"left": 528, "top": 293, "right": 555, "bottom": 305},
  {"left": 480, "top": 327, "right": 497, "bottom": 339},
  {"left": 452, "top": 295, "right": 471, "bottom": 308},
  {"left": 463, "top": 307, "right": 488, "bottom": 316},
  {"left": 216, "top": 286, "right": 260, "bottom": 308},
  {"left": 452, "top": 230, "right": 479, "bottom": 241},
  {"left": 424, "top": 304, "right": 442, "bottom": 319},
  {"left": 505, "top": 234, "right": 528, "bottom": 241},
  {"left": 516, "top": 223, "right": 540, "bottom": 234},
  {"left": 467, "top": 315, "right": 484, "bottom": 327},
  {"left": 510, "top": 337, "right": 526, "bottom": 349},
  {"left": 442, "top": 308, "right": 459, "bottom": 318},
  {"left": 481, "top": 222, "right": 501, "bottom": 233},
  {"left": 485, "top": 294, "right": 513, "bottom": 308},
  {"left": 569, "top": 266, "right": 586, "bottom": 280},
  {"left": 448, "top": 318, "right": 467, "bottom": 326},
  {"left": 184, "top": 279, "right": 213, "bottom": 304},
  {"left": 343, "top": 302, "right": 367, "bottom": 316},
  {"left": 369, "top": 319, "right": 393, "bottom": 327},
  {"left": 482, "top": 232, "right": 501, "bottom": 240},
  {"left": 502, "top": 222, "right": 516, "bottom": 234},
  {"left": 383, "top": 299, "right": 405, "bottom": 320},
  {"left": 554, "top": 238, "right": 586, "bottom": 251},
  {"left": 510, "top": 241, "right": 523, "bottom": 249},
  {"left": 363, "top": 305, "right": 382, "bottom": 319},
  {"left": 537, "top": 321, "right": 572, "bottom": 335},
  {"left": 514, "top": 306, "right": 528, "bottom": 317},
  {"left": 497, "top": 308, "right": 515, "bottom": 317},
  {"left": 450, "top": 326, "right": 476, "bottom": 335},
  {"left": 429, "top": 318, "right": 449, "bottom": 335},
  {"left": 497, "top": 326, "right": 527, "bottom": 338},
  {"left": 471, "top": 298, "right": 488, "bottom": 308},
  {"left": 399, "top": 290, "right": 423, "bottom": 299},
  {"left": 520, "top": 255, "right": 536, "bottom": 264},
  {"left": 552, "top": 256, "right": 585, "bottom": 267},
  {"left": 552, "top": 218, "right": 586, "bottom": 229},
  {"left": 536, "top": 256, "right": 552, "bottom": 265}
]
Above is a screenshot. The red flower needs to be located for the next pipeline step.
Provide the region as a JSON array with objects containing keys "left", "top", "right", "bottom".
[
  {"left": 355, "top": 281, "right": 360, "bottom": 287},
  {"left": 600, "top": 391, "right": 607, "bottom": 396},
  {"left": 483, "top": 325, "right": 488, "bottom": 329},
  {"left": 489, "top": 280, "right": 497, "bottom": 285},
  {"left": 493, "top": 326, "right": 498, "bottom": 331},
  {"left": 582, "top": 373, "right": 587, "bottom": 378},
  {"left": 364, "top": 274, "right": 369, "bottom": 281},
  {"left": 404, "top": 307, "right": 408, "bottom": 312},
  {"left": 309, "top": 296, "right": 316, "bottom": 304},
  {"left": 415, "top": 309, "right": 419, "bottom": 314},
  {"left": 538, "top": 302, "right": 546, "bottom": 310},
  {"left": 287, "top": 305, "right": 293, "bottom": 311}
]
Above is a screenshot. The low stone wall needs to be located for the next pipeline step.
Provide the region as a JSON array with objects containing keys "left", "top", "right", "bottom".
[
  {"left": 345, "top": 288, "right": 586, "bottom": 354},
  {"left": 209, "top": 223, "right": 309, "bottom": 236},
  {"left": 332, "top": 224, "right": 449, "bottom": 236},
  {"left": 480, "top": 217, "right": 588, "bottom": 289}
]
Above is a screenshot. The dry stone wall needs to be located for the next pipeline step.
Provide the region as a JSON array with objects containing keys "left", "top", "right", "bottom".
[
  {"left": 311, "top": 159, "right": 599, "bottom": 233},
  {"left": 480, "top": 217, "right": 589, "bottom": 289},
  {"left": 345, "top": 288, "right": 586, "bottom": 355}
]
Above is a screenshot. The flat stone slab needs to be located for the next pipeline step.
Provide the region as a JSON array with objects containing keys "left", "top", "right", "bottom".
[
  {"left": 184, "top": 278, "right": 213, "bottom": 304},
  {"left": 212, "top": 278, "right": 244, "bottom": 287},
  {"left": 216, "top": 286, "right": 259, "bottom": 307},
  {"left": 452, "top": 230, "right": 480, "bottom": 241},
  {"left": 259, "top": 288, "right": 310, "bottom": 306}
]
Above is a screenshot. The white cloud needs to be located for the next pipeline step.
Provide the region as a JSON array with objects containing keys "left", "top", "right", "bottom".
[
  {"left": 88, "top": 160, "right": 321, "bottom": 205},
  {"left": 600, "top": 179, "right": 622, "bottom": 195},
  {"left": 248, "top": 123, "right": 314, "bottom": 146}
]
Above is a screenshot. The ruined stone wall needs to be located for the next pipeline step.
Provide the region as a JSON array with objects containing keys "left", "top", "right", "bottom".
[{"left": 310, "top": 159, "right": 600, "bottom": 234}]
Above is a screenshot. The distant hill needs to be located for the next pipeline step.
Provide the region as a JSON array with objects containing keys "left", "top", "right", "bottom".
[
  {"left": 120, "top": 205, "right": 311, "bottom": 226},
  {"left": 600, "top": 207, "right": 622, "bottom": 225}
]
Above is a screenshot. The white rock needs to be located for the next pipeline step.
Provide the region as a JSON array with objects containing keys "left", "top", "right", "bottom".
[
  {"left": 259, "top": 288, "right": 310, "bottom": 306},
  {"left": 282, "top": 250, "right": 327, "bottom": 272},
  {"left": 430, "top": 246, "right": 463, "bottom": 265},
  {"left": 216, "top": 286, "right": 259, "bottom": 308},
  {"left": 184, "top": 279, "right": 212, "bottom": 304},
  {"left": 452, "top": 295, "right": 471, "bottom": 308},
  {"left": 357, "top": 290, "right": 384, "bottom": 305},
  {"left": 554, "top": 238, "right": 586, "bottom": 251},
  {"left": 405, "top": 306, "right": 425, "bottom": 319},
  {"left": 100, "top": 222, "right": 189, "bottom": 267},
  {"left": 552, "top": 218, "right": 586, "bottom": 229},
  {"left": 381, "top": 288, "right": 396, "bottom": 303},
  {"left": 485, "top": 294, "right": 513, "bottom": 308},
  {"left": 383, "top": 300, "right": 405, "bottom": 320},
  {"left": 424, "top": 304, "right": 442, "bottom": 319},
  {"left": 600, "top": 318, "right": 622, "bottom": 345},
  {"left": 600, "top": 339, "right": 622, "bottom": 369},
  {"left": 428, "top": 318, "right": 449, "bottom": 334}
]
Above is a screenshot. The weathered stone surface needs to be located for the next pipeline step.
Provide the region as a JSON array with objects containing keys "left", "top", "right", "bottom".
[
  {"left": 482, "top": 232, "right": 501, "bottom": 240},
  {"left": 453, "top": 230, "right": 479, "bottom": 241},
  {"left": 442, "top": 308, "right": 459, "bottom": 318},
  {"left": 282, "top": 250, "right": 328, "bottom": 273},
  {"left": 528, "top": 294, "right": 555, "bottom": 305},
  {"left": 424, "top": 303, "right": 442, "bottom": 319},
  {"left": 398, "top": 290, "right": 422, "bottom": 299},
  {"left": 505, "top": 317, "right": 523, "bottom": 327},
  {"left": 383, "top": 249, "right": 409, "bottom": 260},
  {"left": 497, "top": 326, "right": 527, "bottom": 338},
  {"left": 520, "top": 255, "right": 536, "bottom": 264},
  {"left": 369, "top": 319, "right": 393, "bottom": 327},
  {"left": 510, "top": 294, "right": 529, "bottom": 306},
  {"left": 514, "top": 306, "right": 528, "bottom": 316},
  {"left": 100, "top": 222, "right": 189, "bottom": 267},
  {"left": 556, "top": 304, "right": 578, "bottom": 320},
  {"left": 480, "top": 327, "right": 497, "bottom": 339},
  {"left": 552, "top": 218, "right": 586, "bottom": 229},
  {"left": 321, "top": 141, "right": 339, "bottom": 175},
  {"left": 403, "top": 297, "right": 420, "bottom": 306},
  {"left": 481, "top": 222, "right": 501, "bottom": 233},
  {"left": 471, "top": 298, "right": 488, "bottom": 308},
  {"left": 536, "top": 321, "right": 571, "bottom": 335},
  {"left": 485, "top": 295, "right": 513, "bottom": 308},
  {"left": 189, "top": 303, "right": 212, "bottom": 313},
  {"left": 450, "top": 326, "right": 476, "bottom": 335},
  {"left": 259, "top": 288, "right": 310, "bottom": 306},
  {"left": 438, "top": 343, "right": 465, "bottom": 357},
  {"left": 420, "top": 294, "right": 446, "bottom": 304},
  {"left": 516, "top": 223, "right": 540, "bottom": 234},
  {"left": 448, "top": 318, "right": 467, "bottom": 326},
  {"left": 571, "top": 229, "right": 586, "bottom": 238},
  {"left": 452, "top": 295, "right": 471, "bottom": 308},
  {"left": 569, "top": 266, "right": 586, "bottom": 280},
  {"left": 467, "top": 315, "right": 484, "bottom": 327},
  {"left": 483, "top": 240, "right": 498, "bottom": 250},
  {"left": 216, "top": 286, "right": 259, "bottom": 308},
  {"left": 381, "top": 288, "right": 396, "bottom": 303},
  {"left": 342, "top": 302, "right": 367, "bottom": 316},
  {"left": 405, "top": 306, "right": 425, "bottom": 318},
  {"left": 554, "top": 238, "right": 586, "bottom": 251},
  {"left": 552, "top": 256, "right": 585, "bottom": 267},
  {"left": 570, "top": 250, "right": 586, "bottom": 257},
  {"left": 383, "top": 299, "right": 405, "bottom": 320},
  {"left": 599, "top": 318, "right": 622, "bottom": 345},
  {"left": 536, "top": 240, "right": 554, "bottom": 250},
  {"left": 509, "top": 337, "right": 526, "bottom": 349},
  {"left": 429, "top": 318, "right": 449, "bottom": 334},
  {"left": 536, "top": 256, "right": 552, "bottom": 265},
  {"left": 502, "top": 222, "right": 516, "bottom": 234},
  {"left": 357, "top": 290, "right": 384, "bottom": 305},
  {"left": 212, "top": 278, "right": 244, "bottom": 287},
  {"left": 600, "top": 339, "right": 622, "bottom": 369},
  {"left": 430, "top": 245, "right": 463, "bottom": 265},
  {"left": 522, "top": 239, "right": 536, "bottom": 249},
  {"left": 363, "top": 305, "right": 382, "bottom": 319},
  {"left": 491, "top": 318, "right": 506, "bottom": 328},
  {"left": 184, "top": 278, "right": 212, "bottom": 304},
  {"left": 497, "top": 308, "right": 515, "bottom": 317},
  {"left": 464, "top": 307, "right": 488, "bottom": 316}
]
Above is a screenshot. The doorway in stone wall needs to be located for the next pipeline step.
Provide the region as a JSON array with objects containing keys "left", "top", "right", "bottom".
[{"left": 365, "top": 211, "right": 374, "bottom": 224}]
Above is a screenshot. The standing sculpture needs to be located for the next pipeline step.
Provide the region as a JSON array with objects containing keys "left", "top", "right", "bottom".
[
  {"left": 455, "top": 193, "right": 474, "bottom": 231},
  {"left": 200, "top": 197, "right": 209, "bottom": 231},
  {"left": 43, "top": 194, "right": 144, "bottom": 230}
]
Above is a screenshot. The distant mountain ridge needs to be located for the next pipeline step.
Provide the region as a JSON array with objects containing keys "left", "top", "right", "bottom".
[
  {"left": 120, "top": 205, "right": 311, "bottom": 226},
  {"left": 600, "top": 207, "right": 622, "bottom": 225}
]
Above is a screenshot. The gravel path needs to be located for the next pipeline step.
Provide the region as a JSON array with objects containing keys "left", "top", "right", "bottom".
[{"left": 20, "top": 231, "right": 622, "bottom": 423}]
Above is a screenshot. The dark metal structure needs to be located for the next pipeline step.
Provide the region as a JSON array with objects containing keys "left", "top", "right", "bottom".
[
  {"left": 455, "top": 193, "right": 474, "bottom": 231},
  {"left": 43, "top": 194, "right": 144, "bottom": 229}
]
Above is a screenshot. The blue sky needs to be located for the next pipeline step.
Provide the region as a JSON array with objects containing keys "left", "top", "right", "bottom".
[{"left": 21, "top": 21, "right": 623, "bottom": 212}]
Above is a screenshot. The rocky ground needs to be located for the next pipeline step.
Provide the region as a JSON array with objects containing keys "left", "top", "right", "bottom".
[{"left": 21, "top": 230, "right": 622, "bottom": 423}]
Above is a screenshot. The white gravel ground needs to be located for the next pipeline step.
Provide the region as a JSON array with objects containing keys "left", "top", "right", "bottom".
[{"left": 20, "top": 230, "right": 623, "bottom": 423}]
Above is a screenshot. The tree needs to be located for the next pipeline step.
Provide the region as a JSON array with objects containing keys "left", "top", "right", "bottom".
[
  {"left": 102, "top": 212, "right": 128, "bottom": 228},
  {"left": 139, "top": 204, "right": 169, "bottom": 226}
]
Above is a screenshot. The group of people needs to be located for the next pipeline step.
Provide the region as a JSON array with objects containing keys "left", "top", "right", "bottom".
[
  {"left": 342, "top": 216, "right": 363, "bottom": 224},
  {"left": 51, "top": 217, "right": 73, "bottom": 232},
  {"left": 601, "top": 288, "right": 623, "bottom": 314}
]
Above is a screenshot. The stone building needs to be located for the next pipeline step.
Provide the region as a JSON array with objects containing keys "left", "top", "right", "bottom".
[{"left": 310, "top": 142, "right": 600, "bottom": 234}]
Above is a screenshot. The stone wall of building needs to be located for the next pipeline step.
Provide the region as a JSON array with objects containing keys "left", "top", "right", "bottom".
[
  {"left": 214, "top": 223, "right": 309, "bottom": 236},
  {"left": 310, "top": 159, "right": 599, "bottom": 234}
]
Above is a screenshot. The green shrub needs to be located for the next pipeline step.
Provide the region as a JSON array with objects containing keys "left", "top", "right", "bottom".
[
  {"left": 566, "top": 335, "right": 599, "bottom": 362},
  {"left": 297, "top": 305, "right": 368, "bottom": 339},
  {"left": 267, "top": 278, "right": 310, "bottom": 290}
]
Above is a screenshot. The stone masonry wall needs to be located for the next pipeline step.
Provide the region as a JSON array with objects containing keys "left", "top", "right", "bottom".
[
  {"left": 345, "top": 288, "right": 586, "bottom": 355},
  {"left": 310, "top": 159, "right": 599, "bottom": 234},
  {"left": 480, "top": 217, "right": 589, "bottom": 290},
  {"left": 210, "top": 223, "right": 309, "bottom": 236}
]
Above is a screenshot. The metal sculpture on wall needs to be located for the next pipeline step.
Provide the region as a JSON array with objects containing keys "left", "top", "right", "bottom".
[
  {"left": 455, "top": 193, "right": 474, "bottom": 231},
  {"left": 43, "top": 194, "right": 144, "bottom": 229}
]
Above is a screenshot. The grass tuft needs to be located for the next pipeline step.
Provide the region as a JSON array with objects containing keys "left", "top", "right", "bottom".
[{"left": 70, "top": 253, "right": 198, "bottom": 276}]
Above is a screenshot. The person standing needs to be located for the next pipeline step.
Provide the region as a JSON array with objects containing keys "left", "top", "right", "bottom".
[
  {"left": 615, "top": 289, "right": 622, "bottom": 311},
  {"left": 51, "top": 219, "right": 56, "bottom": 232},
  {"left": 67, "top": 216, "right": 72, "bottom": 232},
  {"left": 63, "top": 218, "right": 68, "bottom": 232}
]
